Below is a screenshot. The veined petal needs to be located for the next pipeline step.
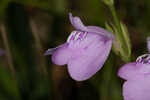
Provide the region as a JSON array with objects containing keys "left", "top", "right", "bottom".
[
  {"left": 68, "top": 39, "right": 112, "bottom": 81},
  {"left": 68, "top": 31, "right": 106, "bottom": 49},
  {"left": 51, "top": 43, "right": 72, "bottom": 65},
  {"left": 123, "top": 78, "right": 150, "bottom": 100}
]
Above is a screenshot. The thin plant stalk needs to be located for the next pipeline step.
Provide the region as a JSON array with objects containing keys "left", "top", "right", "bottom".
[
  {"left": 30, "top": 19, "right": 48, "bottom": 76},
  {"left": 108, "top": 4, "right": 131, "bottom": 62},
  {"left": 0, "top": 24, "right": 16, "bottom": 77}
]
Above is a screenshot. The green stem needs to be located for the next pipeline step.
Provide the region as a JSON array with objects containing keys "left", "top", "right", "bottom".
[{"left": 109, "top": 5, "right": 130, "bottom": 62}]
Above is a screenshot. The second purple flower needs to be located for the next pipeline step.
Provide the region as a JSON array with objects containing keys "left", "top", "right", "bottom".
[
  {"left": 45, "top": 13, "right": 114, "bottom": 81},
  {"left": 118, "top": 37, "right": 150, "bottom": 100}
]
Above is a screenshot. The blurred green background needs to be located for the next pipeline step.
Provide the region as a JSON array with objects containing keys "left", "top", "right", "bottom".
[{"left": 0, "top": 0, "right": 149, "bottom": 100}]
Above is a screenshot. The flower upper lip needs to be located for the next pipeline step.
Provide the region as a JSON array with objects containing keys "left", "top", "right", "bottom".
[{"left": 69, "top": 13, "right": 115, "bottom": 40}]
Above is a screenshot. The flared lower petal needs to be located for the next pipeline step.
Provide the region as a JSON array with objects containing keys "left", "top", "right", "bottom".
[
  {"left": 118, "top": 63, "right": 139, "bottom": 80},
  {"left": 68, "top": 39, "right": 112, "bottom": 81},
  {"left": 123, "top": 78, "right": 150, "bottom": 100},
  {"left": 51, "top": 43, "right": 72, "bottom": 65}
]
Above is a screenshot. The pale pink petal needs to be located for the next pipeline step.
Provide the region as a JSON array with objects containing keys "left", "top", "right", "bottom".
[
  {"left": 123, "top": 78, "right": 150, "bottom": 100},
  {"left": 69, "top": 13, "right": 114, "bottom": 40},
  {"left": 118, "top": 62, "right": 150, "bottom": 80},
  {"left": 69, "top": 13, "right": 87, "bottom": 31},
  {"left": 68, "top": 39, "right": 112, "bottom": 81},
  {"left": 118, "top": 63, "right": 140, "bottom": 80},
  {"left": 51, "top": 43, "right": 72, "bottom": 65},
  {"left": 87, "top": 26, "right": 114, "bottom": 39},
  {"left": 68, "top": 32, "right": 106, "bottom": 49}
]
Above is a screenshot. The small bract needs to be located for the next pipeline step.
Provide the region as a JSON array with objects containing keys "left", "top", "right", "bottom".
[{"left": 45, "top": 13, "right": 114, "bottom": 81}]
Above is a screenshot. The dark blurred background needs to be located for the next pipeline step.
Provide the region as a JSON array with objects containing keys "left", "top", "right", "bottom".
[{"left": 0, "top": 0, "right": 149, "bottom": 100}]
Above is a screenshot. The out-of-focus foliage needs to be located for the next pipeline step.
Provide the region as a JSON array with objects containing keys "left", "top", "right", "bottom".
[
  {"left": 0, "top": 0, "right": 149, "bottom": 100},
  {"left": 103, "top": 0, "right": 131, "bottom": 62}
]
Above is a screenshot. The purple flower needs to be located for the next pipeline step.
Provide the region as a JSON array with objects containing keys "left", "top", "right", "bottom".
[
  {"left": 118, "top": 37, "right": 150, "bottom": 100},
  {"left": 45, "top": 13, "right": 114, "bottom": 81}
]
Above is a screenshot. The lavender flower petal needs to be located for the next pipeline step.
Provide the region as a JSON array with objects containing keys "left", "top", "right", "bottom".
[
  {"left": 118, "top": 62, "right": 150, "bottom": 80},
  {"left": 123, "top": 78, "right": 150, "bottom": 100},
  {"left": 46, "top": 13, "right": 113, "bottom": 81},
  {"left": 69, "top": 13, "right": 114, "bottom": 39},
  {"left": 118, "top": 63, "right": 140, "bottom": 80},
  {"left": 51, "top": 43, "right": 72, "bottom": 65},
  {"left": 118, "top": 37, "right": 150, "bottom": 100},
  {"left": 87, "top": 26, "right": 114, "bottom": 39},
  {"left": 69, "top": 13, "right": 87, "bottom": 31},
  {"left": 68, "top": 38, "right": 112, "bottom": 81}
]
